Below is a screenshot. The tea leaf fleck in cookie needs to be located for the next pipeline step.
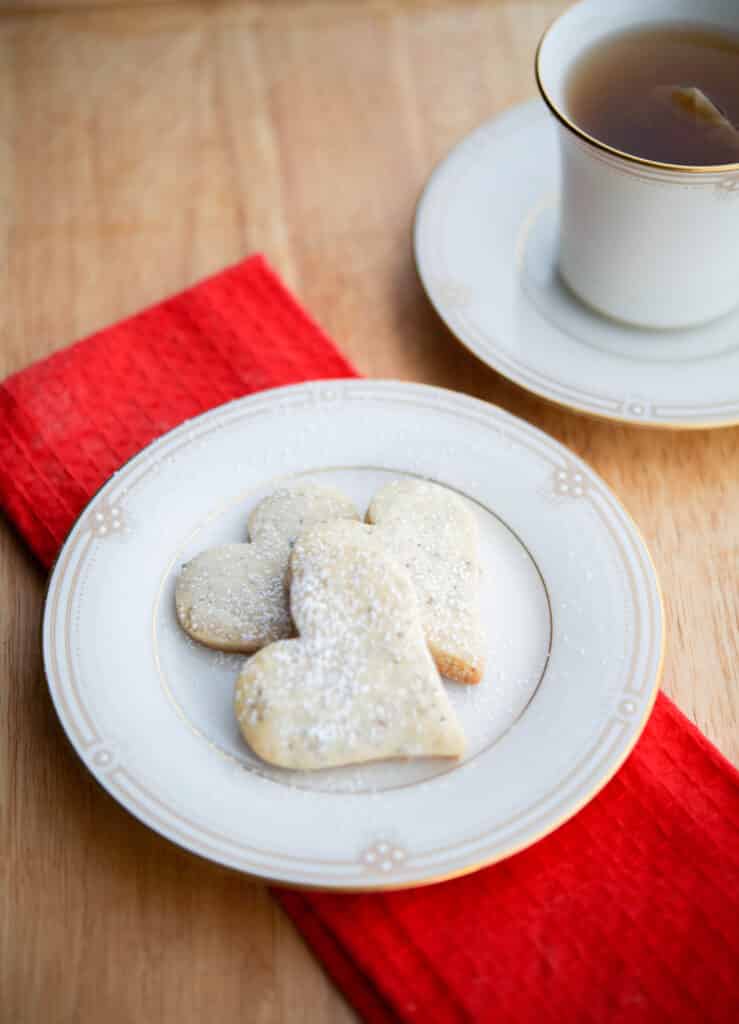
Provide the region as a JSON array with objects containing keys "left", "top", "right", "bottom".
[
  {"left": 367, "top": 479, "right": 485, "bottom": 684},
  {"left": 175, "top": 485, "right": 359, "bottom": 652},
  {"left": 235, "top": 520, "right": 466, "bottom": 771}
]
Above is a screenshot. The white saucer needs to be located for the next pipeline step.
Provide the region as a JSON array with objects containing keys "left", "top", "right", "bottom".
[
  {"left": 414, "top": 100, "right": 739, "bottom": 430},
  {"left": 43, "top": 381, "right": 662, "bottom": 890}
]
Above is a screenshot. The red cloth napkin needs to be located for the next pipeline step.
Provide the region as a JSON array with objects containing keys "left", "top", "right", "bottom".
[{"left": 1, "top": 255, "right": 737, "bottom": 1023}]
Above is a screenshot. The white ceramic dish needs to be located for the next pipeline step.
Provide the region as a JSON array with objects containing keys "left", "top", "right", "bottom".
[
  {"left": 537, "top": 0, "right": 739, "bottom": 329},
  {"left": 43, "top": 380, "right": 663, "bottom": 890},
  {"left": 414, "top": 100, "right": 739, "bottom": 429}
]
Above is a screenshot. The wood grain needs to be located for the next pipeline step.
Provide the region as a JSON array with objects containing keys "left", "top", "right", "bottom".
[{"left": 1, "top": 2, "right": 737, "bottom": 1022}]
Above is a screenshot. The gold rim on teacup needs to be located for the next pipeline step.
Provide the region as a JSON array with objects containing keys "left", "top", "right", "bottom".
[{"left": 535, "top": 18, "right": 739, "bottom": 176}]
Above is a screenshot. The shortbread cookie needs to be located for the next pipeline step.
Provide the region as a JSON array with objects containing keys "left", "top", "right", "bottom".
[
  {"left": 234, "top": 520, "right": 466, "bottom": 771},
  {"left": 176, "top": 485, "right": 359, "bottom": 652},
  {"left": 367, "top": 479, "right": 485, "bottom": 684}
]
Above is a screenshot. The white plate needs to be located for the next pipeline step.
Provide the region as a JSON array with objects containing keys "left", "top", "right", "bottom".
[
  {"left": 43, "top": 380, "right": 663, "bottom": 890},
  {"left": 414, "top": 100, "right": 739, "bottom": 430}
]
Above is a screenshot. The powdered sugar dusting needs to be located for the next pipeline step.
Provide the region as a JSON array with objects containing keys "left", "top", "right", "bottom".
[
  {"left": 175, "top": 485, "right": 358, "bottom": 651},
  {"left": 159, "top": 468, "right": 551, "bottom": 795},
  {"left": 368, "top": 479, "right": 485, "bottom": 682},
  {"left": 234, "top": 520, "right": 466, "bottom": 771}
]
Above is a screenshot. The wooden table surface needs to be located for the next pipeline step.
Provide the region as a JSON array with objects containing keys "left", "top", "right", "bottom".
[{"left": 1, "top": 1, "right": 737, "bottom": 1021}]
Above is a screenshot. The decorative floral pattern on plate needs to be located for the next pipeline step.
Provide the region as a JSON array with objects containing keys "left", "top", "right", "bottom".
[
  {"left": 361, "top": 840, "right": 407, "bottom": 873},
  {"left": 89, "top": 502, "right": 127, "bottom": 538},
  {"left": 553, "top": 466, "right": 587, "bottom": 499}
]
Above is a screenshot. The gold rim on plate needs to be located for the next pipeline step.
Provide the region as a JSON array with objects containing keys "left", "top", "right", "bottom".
[{"left": 42, "top": 381, "right": 665, "bottom": 890}]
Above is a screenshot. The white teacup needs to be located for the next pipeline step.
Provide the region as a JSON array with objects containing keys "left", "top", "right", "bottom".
[{"left": 536, "top": 0, "right": 739, "bottom": 329}]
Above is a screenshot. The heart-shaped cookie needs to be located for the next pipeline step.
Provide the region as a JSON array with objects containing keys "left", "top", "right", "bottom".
[
  {"left": 234, "top": 520, "right": 465, "bottom": 771},
  {"left": 176, "top": 484, "right": 359, "bottom": 652},
  {"left": 367, "top": 479, "right": 485, "bottom": 684}
]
